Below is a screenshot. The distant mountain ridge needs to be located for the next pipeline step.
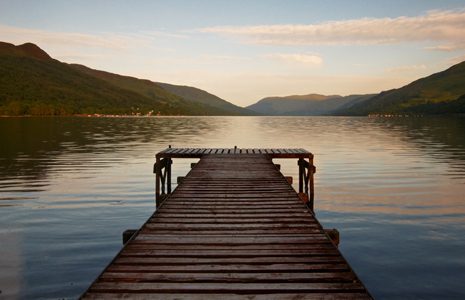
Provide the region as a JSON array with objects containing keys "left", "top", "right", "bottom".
[
  {"left": 247, "top": 61, "right": 465, "bottom": 116},
  {"left": 2, "top": 41, "right": 464, "bottom": 116},
  {"left": 247, "top": 94, "right": 374, "bottom": 115},
  {"left": 156, "top": 82, "right": 254, "bottom": 115},
  {"left": 336, "top": 61, "right": 465, "bottom": 115},
  {"left": 0, "top": 41, "right": 253, "bottom": 116},
  {"left": 0, "top": 41, "right": 52, "bottom": 60}
]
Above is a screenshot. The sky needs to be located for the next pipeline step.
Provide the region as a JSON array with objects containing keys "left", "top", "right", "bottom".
[{"left": 1, "top": 0, "right": 465, "bottom": 106}]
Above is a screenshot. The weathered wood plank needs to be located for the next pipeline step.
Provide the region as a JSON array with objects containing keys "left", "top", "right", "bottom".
[
  {"left": 149, "top": 217, "right": 319, "bottom": 224},
  {"left": 157, "top": 208, "right": 312, "bottom": 214},
  {"left": 119, "top": 249, "right": 340, "bottom": 257},
  {"left": 114, "top": 256, "right": 345, "bottom": 265},
  {"left": 123, "top": 244, "right": 335, "bottom": 251},
  {"left": 169, "top": 194, "right": 300, "bottom": 199},
  {"left": 133, "top": 235, "right": 329, "bottom": 242},
  {"left": 83, "top": 292, "right": 371, "bottom": 300},
  {"left": 156, "top": 148, "right": 313, "bottom": 159},
  {"left": 106, "top": 263, "right": 351, "bottom": 273},
  {"left": 139, "top": 229, "right": 323, "bottom": 235},
  {"left": 147, "top": 213, "right": 314, "bottom": 218},
  {"left": 143, "top": 223, "right": 319, "bottom": 230},
  {"left": 160, "top": 202, "right": 305, "bottom": 207},
  {"left": 88, "top": 282, "right": 366, "bottom": 293},
  {"left": 99, "top": 271, "right": 357, "bottom": 282}
]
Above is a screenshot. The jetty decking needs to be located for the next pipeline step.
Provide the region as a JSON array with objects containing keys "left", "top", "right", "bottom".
[{"left": 81, "top": 148, "right": 372, "bottom": 299}]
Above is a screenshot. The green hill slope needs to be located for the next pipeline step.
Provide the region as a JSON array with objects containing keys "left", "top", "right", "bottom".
[
  {"left": 69, "top": 64, "right": 242, "bottom": 115},
  {"left": 156, "top": 82, "right": 255, "bottom": 115},
  {"left": 0, "top": 42, "right": 249, "bottom": 116},
  {"left": 247, "top": 94, "right": 373, "bottom": 115},
  {"left": 339, "top": 61, "right": 465, "bottom": 115}
]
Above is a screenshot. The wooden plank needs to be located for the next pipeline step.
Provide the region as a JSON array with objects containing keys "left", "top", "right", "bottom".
[
  {"left": 144, "top": 223, "right": 319, "bottom": 230},
  {"left": 83, "top": 292, "right": 372, "bottom": 300},
  {"left": 157, "top": 208, "right": 311, "bottom": 214},
  {"left": 156, "top": 148, "right": 315, "bottom": 159},
  {"left": 99, "top": 271, "right": 357, "bottom": 282},
  {"left": 139, "top": 230, "right": 323, "bottom": 236},
  {"left": 147, "top": 213, "right": 314, "bottom": 218},
  {"left": 159, "top": 204, "right": 305, "bottom": 209},
  {"left": 170, "top": 148, "right": 182, "bottom": 154},
  {"left": 119, "top": 249, "right": 340, "bottom": 257},
  {"left": 171, "top": 193, "right": 300, "bottom": 198},
  {"left": 88, "top": 282, "right": 366, "bottom": 293},
  {"left": 124, "top": 243, "right": 335, "bottom": 250},
  {"left": 133, "top": 236, "right": 331, "bottom": 244},
  {"left": 149, "top": 217, "right": 318, "bottom": 224},
  {"left": 106, "top": 263, "right": 351, "bottom": 272},
  {"left": 113, "top": 256, "right": 345, "bottom": 265}
]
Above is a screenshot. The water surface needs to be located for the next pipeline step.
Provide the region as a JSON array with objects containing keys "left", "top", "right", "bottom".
[{"left": 1, "top": 116, "right": 465, "bottom": 299}]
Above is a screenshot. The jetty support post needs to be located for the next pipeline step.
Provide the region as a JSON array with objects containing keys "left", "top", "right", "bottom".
[
  {"left": 298, "top": 154, "right": 316, "bottom": 211},
  {"left": 154, "top": 156, "right": 172, "bottom": 208}
]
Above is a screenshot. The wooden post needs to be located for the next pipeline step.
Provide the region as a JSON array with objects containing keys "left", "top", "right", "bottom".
[
  {"left": 285, "top": 176, "right": 293, "bottom": 184},
  {"left": 309, "top": 155, "right": 315, "bottom": 212},
  {"left": 167, "top": 158, "right": 172, "bottom": 194},
  {"left": 298, "top": 158, "right": 303, "bottom": 193},
  {"left": 298, "top": 156, "right": 315, "bottom": 212},
  {"left": 155, "top": 156, "right": 160, "bottom": 207},
  {"left": 122, "top": 229, "right": 137, "bottom": 244}
]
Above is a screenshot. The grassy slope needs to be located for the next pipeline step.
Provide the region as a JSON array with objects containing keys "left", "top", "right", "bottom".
[
  {"left": 246, "top": 94, "right": 341, "bottom": 115},
  {"left": 0, "top": 42, "right": 251, "bottom": 116},
  {"left": 156, "top": 82, "right": 256, "bottom": 115},
  {"left": 0, "top": 55, "right": 165, "bottom": 115},
  {"left": 246, "top": 94, "right": 374, "bottom": 115},
  {"left": 340, "top": 61, "right": 465, "bottom": 115},
  {"left": 70, "top": 64, "right": 238, "bottom": 115}
]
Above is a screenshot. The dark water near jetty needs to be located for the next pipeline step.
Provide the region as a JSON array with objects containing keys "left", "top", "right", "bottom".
[{"left": 1, "top": 116, "right": 465, "bottom": 299}]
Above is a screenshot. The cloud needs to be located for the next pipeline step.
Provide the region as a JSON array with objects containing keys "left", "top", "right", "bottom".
[
  {"left": 425, "top": 43, "right": 465, "bottom": 52},
  {"left": 0, "top": 24, "right": 152, "bottom": 50},
  {"left": 137, "top": 30, "right": 189, "bottom": 39},
  {"left": 448, "top": 54, "right": 465, "bottom": 65},
  {"left": 266, "top": 53, "right": 323, "bottom": 65},
  {"left": 200, "top": 9, "right": 465, "bottom": 48},
  {"left": 385, "top": 64, "right": 427, "bottom": 73}
]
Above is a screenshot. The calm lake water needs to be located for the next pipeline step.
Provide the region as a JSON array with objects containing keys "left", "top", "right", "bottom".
[{"left": 1, "top": 116, "right": 465, "bottom": 299}]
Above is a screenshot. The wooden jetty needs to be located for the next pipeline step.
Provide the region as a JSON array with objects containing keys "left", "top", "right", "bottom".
[{"left": 81, "top": 147, "right": 372, "bottom": 299}]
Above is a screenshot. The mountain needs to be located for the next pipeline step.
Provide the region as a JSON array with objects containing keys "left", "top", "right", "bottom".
[
  {"left": 0, "top": 41, "right": 251, "bottom": 116},
  {"left": 247, "top": 93, "right": 373, "bottom": 115},
  {"left": 156, "top": 82, "right": 255, "bottom": 115},
  {"left": 70, "top": 64, "right": 253, "bottom": 116},
  {"left": 0, "top": 41, "right": 52, "bottom": 60},
  {"left": 337, "top": 61, "right": 465, "bottom": 115},
  {"left": 247, "top": 61, "right": 465, "bottom": 116}
]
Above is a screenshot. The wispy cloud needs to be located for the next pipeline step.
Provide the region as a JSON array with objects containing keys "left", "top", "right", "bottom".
[
  {"left": 0, "top": 24, "right": 145, "bottom": 50},
  {"left": 448, "top": 54, "right": 465, "bottom": 65},
  {"left": 385, "top": 64, "right": 427, "bottom": 73},
  {"left": 425, "top": 42, "right": 465, "bottom": 52},
  {"left": 266, "top": 53, "right": 323, "bottom": 66},
  {"left": 137, "top": 30, "right": 189, "bottom": 40},
  {"left": 200, "top": 10, "right": 465, "bottom": 48}
]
